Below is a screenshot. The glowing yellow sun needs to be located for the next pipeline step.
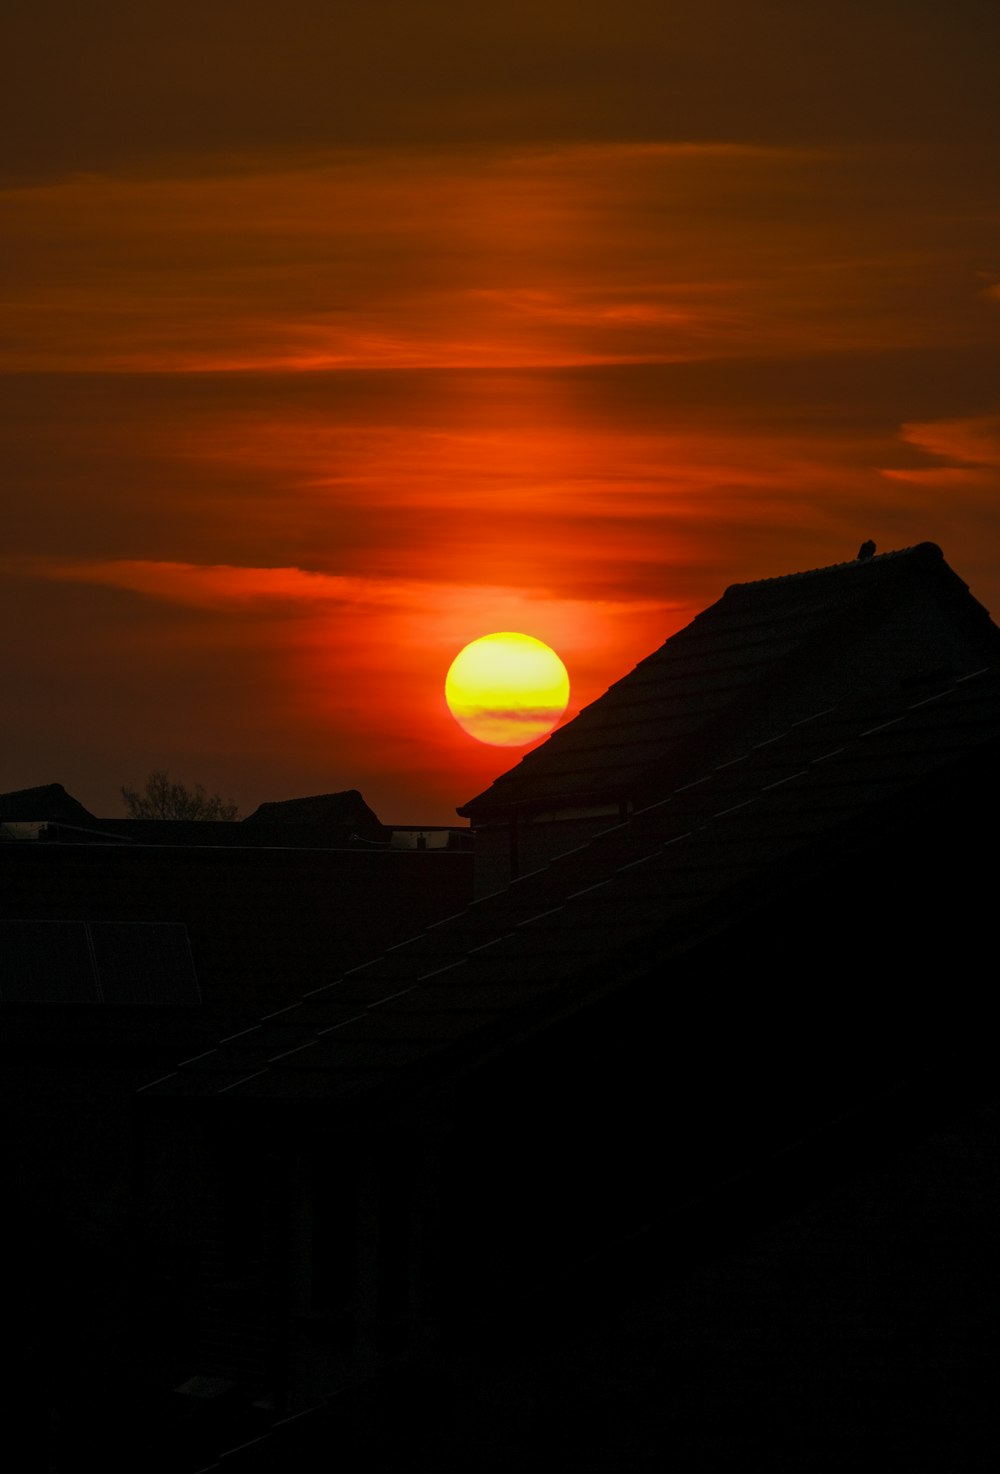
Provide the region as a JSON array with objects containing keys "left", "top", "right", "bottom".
[{"left": 445, "top": 632, "right": 570, "bottom": 746}]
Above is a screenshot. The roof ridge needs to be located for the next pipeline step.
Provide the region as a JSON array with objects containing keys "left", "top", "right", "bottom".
[
  {"left": 458, "top": 541, "right": 977, "bottom": 818},
  {"left": 722, "top": 541, "right": 943, "bottom": 595}
]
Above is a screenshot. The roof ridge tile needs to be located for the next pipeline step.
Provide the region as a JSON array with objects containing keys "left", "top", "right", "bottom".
[{"left": 722, "top": 542, "right": 941, "bottom": 594}]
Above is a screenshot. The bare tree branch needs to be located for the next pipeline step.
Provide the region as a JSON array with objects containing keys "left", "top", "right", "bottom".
[{"left": 121, "top": 769, "right": 239, "bottom": 821}]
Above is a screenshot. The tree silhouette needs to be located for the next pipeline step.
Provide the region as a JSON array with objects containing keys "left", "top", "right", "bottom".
[{"left": 121, "top": 769, "right": 239, "bottom": 821}]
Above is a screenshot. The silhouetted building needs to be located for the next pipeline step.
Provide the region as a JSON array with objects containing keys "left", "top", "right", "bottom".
[
  {"left": 3, "top": 783, "right": 390, "bottom": 849},
  {"left": 0, "top": 785, "right": 472, "bottom": 1467},
  {"left": 0, "top": 785, "right": 472, "bottom": 1008},
  {"left": 241, "top": 788, "right": 388, "bottom": 846},
  {"left": 0, "top": 780, "right": 98, "bottom": 841},
  {"left": 459, "top": 541, "right": 1000, "bottom": 893},
  {"left": 129, "top": 543, "right": 1000, "bottom": 1468}
]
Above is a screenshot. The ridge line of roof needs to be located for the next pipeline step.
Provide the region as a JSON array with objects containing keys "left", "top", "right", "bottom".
[{"left": 722, "top": 542, "right": 941, "bottom": 594}]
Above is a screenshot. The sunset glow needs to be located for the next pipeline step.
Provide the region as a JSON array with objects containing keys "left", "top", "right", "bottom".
[
  {"left": 2, "top": 2, "right": 999, "bottom": 821},
  {"left": 445, "top": 634, "right": 570, "bottom": 746}
]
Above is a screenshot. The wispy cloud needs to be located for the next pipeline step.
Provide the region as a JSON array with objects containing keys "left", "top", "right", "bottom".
[
  {"left": 882, "top": 412, "right": 1000, "bottom": 488},
  {"left": 6, "top": 554, "right": 680, "bottom": 664},
  {"left": 10, "top": 558, "right": 372, "bottom": 610},
  {"left": 898, "top": 413, "right": 1000, "bottom": 467},
  {"left": 4, "top": 141, "right": 986, "bottom": 377}
]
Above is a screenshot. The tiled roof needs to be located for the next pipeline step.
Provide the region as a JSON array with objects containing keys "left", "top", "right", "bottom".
[
  {"left": 458, "top": 543, "right": 1000, "bottom": 817},
  {"left": 241, "top": 788, "right": 388, "bottom": 846},
  {"left": 0, "top": 783, "right": 95, "bottom": 824},
  {"left": 142, "top": 662, "right": 1000, "bottom": 1102},
  {"left": 243, "top": 789, "right": 382, "bottom": 830}
]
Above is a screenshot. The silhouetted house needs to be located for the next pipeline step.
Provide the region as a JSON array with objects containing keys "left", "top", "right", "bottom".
[
  {"left": 241, "top": 788, "right": 388, "bottom": 847},
  {"left": 5, "top": 784, "right": 390, "bottom": 849},
  {"left": 0, "top": 784, "right": 473, "bottom": 1467},
  {"left": 459, "top": 541, "right": 1000, "bottom": 893},
  {"left": 0, "top": 780, "right": 98, "bottom": 841},
  {"left": 0, "top": 786, "right": 471, "bottom": 1008},
  {"left": 131, "top": 544, "right": 1000, "bottom": 1466}
]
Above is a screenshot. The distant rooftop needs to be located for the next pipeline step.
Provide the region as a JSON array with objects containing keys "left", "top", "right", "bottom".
[
  {"left": 0, "top": 784, "right": 391, "bottom": 848},
  {"left": 0, "top": 783, "right": 95, "bottom": 827},
  {"left": 244, "top": 789, "right": 378, "bottom": 827}
]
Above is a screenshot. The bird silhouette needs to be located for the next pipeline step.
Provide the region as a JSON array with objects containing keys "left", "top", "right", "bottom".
[{"left": 857, "top": 539, "right": 876, "bottom": 560}]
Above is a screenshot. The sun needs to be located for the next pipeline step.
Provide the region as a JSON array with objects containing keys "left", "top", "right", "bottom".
[{"left": 445, "top": 632, "right": 570, "bottom": 746}]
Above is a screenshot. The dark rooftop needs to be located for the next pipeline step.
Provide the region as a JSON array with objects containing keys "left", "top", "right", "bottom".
[
  {"left": 0, "top": 782, "right": 95, "bottom": 827},
  {"left": 144, "top": 655, "right": 1000, "bottom": 1102},
  {"left": 0, "top": 785, "right": 391, "bottom": 848},
  {"left": 243, "top": 788, "right": 383, "bottom": 833},
  {"left": 458, "top": 542, "right": 1000, "bottom": 818}
]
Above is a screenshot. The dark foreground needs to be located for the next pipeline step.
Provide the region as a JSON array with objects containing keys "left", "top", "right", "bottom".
[{"left": 181, "top": 1068, "right": 1000, "bottom": 1472}]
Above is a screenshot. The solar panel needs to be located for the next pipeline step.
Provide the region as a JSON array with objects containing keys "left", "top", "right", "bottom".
[
  {"left": 0, "top": 920, "right": 99, "bottom": 1002},
  {"left": 0, "top": 919, "right": 200, "bottom": 1003},
  {"left": 89, "top": 922, "right": 201, "bottom": 1004}
]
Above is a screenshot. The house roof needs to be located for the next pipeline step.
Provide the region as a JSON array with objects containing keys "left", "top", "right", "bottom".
[
  {"left": 0, "top": 786, "right": 390, "bottom": 848},
  {"left": 142, "top": 649, "right": 1000, "bottom": 1104},
  {"left": 0, "top": 783, "right": 95, "bottom": 826},
  {"left": 457, "top": 542, "right": 1000, "bottom": 819},
  {"left": 243, "top": 788, "right": 381, "bottom": 829}
]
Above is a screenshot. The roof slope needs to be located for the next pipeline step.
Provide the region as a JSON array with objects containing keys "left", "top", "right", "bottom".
[
  {"left": 143, "top": 660, "right": 1000, "bottom": 1102},
  {"left": 0, "top": 783, "right": 95, "bottom": 825},
  {"left": 458, "top": 543, "right": 1000, "bottom": 818},
  {"left": 244, "top": 789, "right": 380, "bottom": 828},
  {"left": 242, "top": 788, "right": 387, "bottom": 844}
]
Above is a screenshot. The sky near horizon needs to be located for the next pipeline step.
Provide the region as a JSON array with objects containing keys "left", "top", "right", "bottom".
[{"left": 4, "top": 2, "right": 1000, "bottom": 822}]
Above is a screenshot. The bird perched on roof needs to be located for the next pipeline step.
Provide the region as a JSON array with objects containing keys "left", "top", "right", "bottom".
[{"left": 857, "top": 539, "right": 876, "bottom": 560}]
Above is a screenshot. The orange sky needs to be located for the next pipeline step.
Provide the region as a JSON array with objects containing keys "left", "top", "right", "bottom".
[{"left": 3, "top": 2, "right": 1000, "bottom": 821}]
